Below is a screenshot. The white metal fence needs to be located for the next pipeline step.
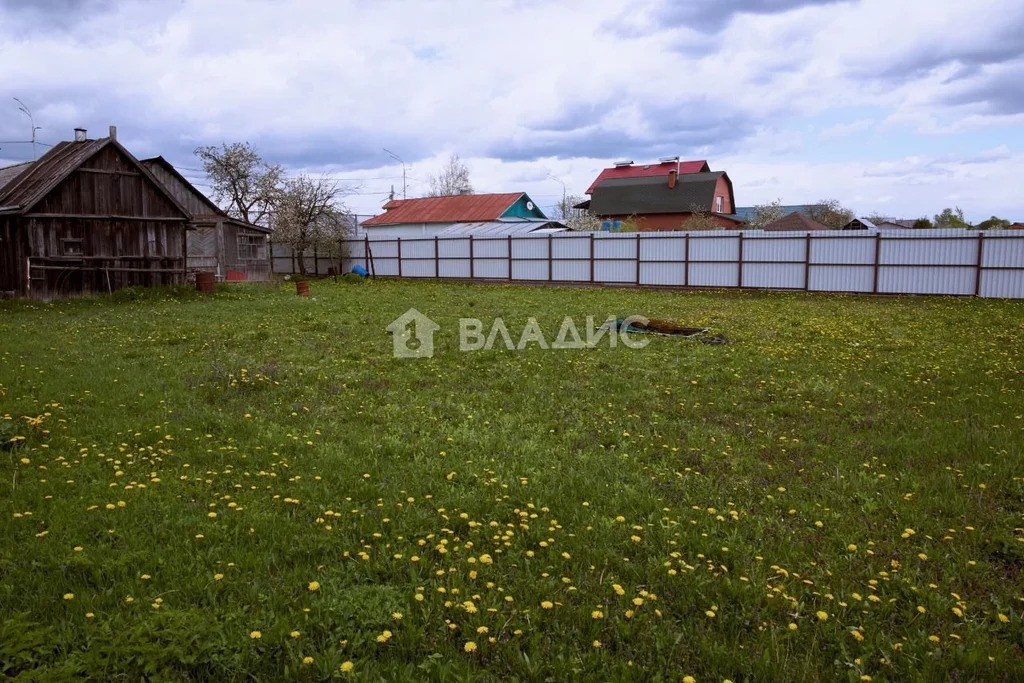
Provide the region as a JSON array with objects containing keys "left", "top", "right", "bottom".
[{"left": 335, "top": 229, "right": 1024, "bottom": 299}]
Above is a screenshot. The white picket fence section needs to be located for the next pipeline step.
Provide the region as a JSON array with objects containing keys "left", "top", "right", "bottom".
[{"left": 338, "top": 229, "right": 1024, "bottom": 299}]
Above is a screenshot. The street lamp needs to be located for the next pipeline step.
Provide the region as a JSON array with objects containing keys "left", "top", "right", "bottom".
[{"left": 383, "top": 148, "right": 407, "bottom": 199}]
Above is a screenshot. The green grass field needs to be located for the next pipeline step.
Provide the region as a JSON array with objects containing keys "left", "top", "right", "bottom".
[{"left": 1, "top": 280, "right": 1022, "bottom": 681}]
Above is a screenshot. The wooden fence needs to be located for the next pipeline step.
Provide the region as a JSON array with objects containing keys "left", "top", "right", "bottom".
[{"left": 335, "top": 229, "right": 1024, "bottom": 299}]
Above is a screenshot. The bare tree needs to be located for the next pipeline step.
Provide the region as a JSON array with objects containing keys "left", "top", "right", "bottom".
[
  {"left": 549, "top": 193, "right": 600, "bottom": 231},
  {"left": 746, "top": 199, "right": 785, "bottom": 229},
  {"left": 682, "top": 205, "right": 725, "bottom": 230},
  {"left": 272, "top": 174, "right": 354, "bottom": 276},
  {"left": 195, "top": 142, "right": 282, "bottom": 225},
  {"left": 807, "top": 198, "right": 855, "bottom": 230},
  {"left": 427, "top": 153, "right": 473, "bottom": 197}
]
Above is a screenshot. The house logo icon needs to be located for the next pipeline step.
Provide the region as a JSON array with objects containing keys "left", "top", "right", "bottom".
[{"left": 386, "top": 308, "right": 441, "bottom": 358}]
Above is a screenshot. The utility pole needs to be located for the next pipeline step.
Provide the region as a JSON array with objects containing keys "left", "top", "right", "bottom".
[
  {"left": 13, "top": 98, "right": 40, "bottom": 160},
  {"left": 383, "top": 148, "right": 407, "bottom": 199},
  {"left": 548, "top": 174, "right": 567, "bottom": 218}
]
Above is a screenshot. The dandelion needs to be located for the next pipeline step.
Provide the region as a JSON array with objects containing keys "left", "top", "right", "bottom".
[
  {"left": 683, "top": 676, "right": 696, "bottom": 683},
  {"left": 340, "top": 661, "right": 354, "bottom": 672},
  {"left": 392, "top": 612, "right": 403, "bottom": 620},
  {"left": 85, "top": 612, "right": 94, "bottom": 619},
  {"left": 593, "top": 639, "right": 602, "bottom": 648},
  {"left": 847, "top": 544, "right": 857, "bottom": 552},
  {"left": 918, "top": 553, "right": 928, "bottom": 561},
  {"left": 541, "top": 600, "right": 554, "bottom": 609},
  {"left": 63, "top": 593, "right": 74, "bottom": 600},
  {"left": 633, "top": 597, "right": 644, "bottom": 606},
  {"left": 302, "top": 656, "right": 314, "bottom": 665},
  {"left": 788, "top": 623, "right": 798, "bottom": 631},
  {"left": 464, "top": 641, "right": 478, "bottom": 652},
  {"left": 250, "top": 630, "right": 262, "bottom": 639},
  {"left": 308, "top": 581, "right": 320, "bottom": 592},
  {"left": 998, "top": 613, "right": 1010, "bottom": 623},
  {"left": 214, "top": 573, "right": 224, "bottom": 581},
  {"left": 916, "top": 605, "right": 926, "bottom": 614},
  {"left": 816, "top": 611, "right": 829, "bottom": 621},
  {"left": 613, "top": 584, "right": 626, "bottom": 596},
  {"left": 73, "top": 546, "right": 83, "bottom": 552},
  {"left": 928, "top": 635, "right": 940, "bottom": 643},
  {"left": 705, "top": 610, "right": 716, "bottom": 619},
  {"left": 851, "top": 630, "right": 864, "bottom": 642},
  {"left": 290, "top": 630, "right": 301, "bottom": 638},
  {"left": 376, "top": 630, "right": 393, "bottom": 643}
]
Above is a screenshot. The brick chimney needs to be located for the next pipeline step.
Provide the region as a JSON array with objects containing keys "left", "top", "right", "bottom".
[
  {"left": 668, "top": 169, "right": 678, "bottom": 189},
  {"left": 108, "top": 125, "right": 117, "bottom": 141}
]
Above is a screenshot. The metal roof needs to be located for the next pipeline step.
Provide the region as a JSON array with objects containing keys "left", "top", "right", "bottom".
[
  {"left": 435, "top": 220, "right": 568, "bottom": 236},
  {"left": 589, "top": 172, "right": 729, "bottom": 216},
  {"left": 585, "top": 160, "right": 709, "bottom": 194},
  {"left": 733, "top": 205, "right": 813, "bottom": 222},
  {"left": 363, "top": 193, "right": 525, "bottom": 226}
]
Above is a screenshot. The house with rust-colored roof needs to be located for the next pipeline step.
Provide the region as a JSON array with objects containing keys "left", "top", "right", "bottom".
[
  {"left": 761, "top": 212, "right": 830, "bottom": 232},
  {"left": 362, "top": 192, "right": 564, "bottom": 238}
]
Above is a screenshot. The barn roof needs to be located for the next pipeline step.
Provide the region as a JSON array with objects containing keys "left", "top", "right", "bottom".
[
  {"left": 585, "top": 160, "right": 710, "bottom": 194},
  {"left": 0, "top": 137, "right": 191, "bottom": 219},
  {"left": 363, "top": 193, "right": 526, "bottom": 226},
  {"left": 141, "top": 156, "right": 271, "bottom": 234},
  {"left": 588, "top": 172, "right": 734, "bottom": 217},
  {"left": 762, "top": 212, "right": 830, "bottom": 231}
]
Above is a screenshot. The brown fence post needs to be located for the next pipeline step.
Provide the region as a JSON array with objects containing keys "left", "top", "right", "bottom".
[
  {"left": 314, "top": 246, "right": 319, "bottom": 276},
  {"left": 737, "top": 232, "right": 744, "bottom": 288},
  {"left": 508, "top": 235, "right": 513, "bottom": 280},
  {"left": 589, "top": 233, "right": 595, "bottom": 282},
  {"left": 434, "top": 236, "right": 439, "bottom": 278},
  {"left": 974, "top": 231, "right": 985, "bottom": 296},
  {"left": 469, "top": 235, "right": 474, "bottom": 279},
  {"left": 684, "top": 233, "right": 690, "bottom": 287},
  {"left": 396, "top": 238, "right": 402, "bottom": 278},
  {"left": 635, "top": 234, "right": 641, "bottom": 284},
  {"left": 548, "top": 234, "right": 553, "bottom": 281},
  {"left": 872, "top": 232, "right": 882, "bottom": 294},
  {"left": 804, "top": 232, "right": 812, "bottom": 291}
]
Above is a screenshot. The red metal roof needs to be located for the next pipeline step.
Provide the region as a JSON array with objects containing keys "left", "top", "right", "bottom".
[
  {"left": 585, "top": 160, "right": 710, "bottom": 195},
  {"left": 363, "top": 193, "right": 524, "bottom": 226}
]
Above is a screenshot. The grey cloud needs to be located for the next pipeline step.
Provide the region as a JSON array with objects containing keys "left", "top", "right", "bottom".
[
  {"left": 937, "top": 60, "right": 1024, "bottom": 115},
  {"left": 0, "top": 0, "right": 119, "bottom": 32},
  {"left": 655, "top": 0, "right": 846, "bottom": 33}
]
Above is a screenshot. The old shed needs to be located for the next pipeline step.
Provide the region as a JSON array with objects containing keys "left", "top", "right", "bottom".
[
  {"left": 0, "top": 127, "right": 191, "bottom": 298},
  {"left": 141, "top": 156, "right": 271, "bottom": 281}
]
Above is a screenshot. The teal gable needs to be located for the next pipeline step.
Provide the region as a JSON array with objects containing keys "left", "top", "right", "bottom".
[{"left": 500, "top": 193, "right": 548, "bottom": 220}]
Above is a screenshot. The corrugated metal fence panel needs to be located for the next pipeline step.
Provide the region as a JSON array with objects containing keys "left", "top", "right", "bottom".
[{"left": 324, "top": 230, "right": 1024, "bottom": 298}]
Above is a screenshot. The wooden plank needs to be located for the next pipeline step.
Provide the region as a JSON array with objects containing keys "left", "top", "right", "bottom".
[{"left": 23, "top": 213, "right": 188, "bottom": 221}]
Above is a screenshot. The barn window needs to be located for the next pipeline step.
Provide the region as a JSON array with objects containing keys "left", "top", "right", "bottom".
[
  {"left": 61, "top": 238, "right": 84, "bottom": 256},
  {"left": 237, "top": 234, "right": 267, "bottom": 261}
]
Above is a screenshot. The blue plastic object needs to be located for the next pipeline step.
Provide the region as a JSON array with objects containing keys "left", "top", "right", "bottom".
[{"left": 351, "top": 264, "right": 368, "bottom": 277}]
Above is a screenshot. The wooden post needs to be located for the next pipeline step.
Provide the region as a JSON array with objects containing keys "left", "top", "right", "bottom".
[
  {"left": 737, "top": 232, "right": 744, "bottom": 288},
  {"left": 804, "top": 232, "right": 812, "bottom": 291},
  {"left": 684, "top": 233, "right": 690, "bottom": 287},
  {"left": 314, "top": 246, "right": 319, "bottom": 276},
  {"left": 872, "top": 232, "right": 882, "bottom": 294},
  {"left": 974, "top": 231, "right": 985, "bottom": 296},
  {"left": 396, "top": 238, "right": 402, "bottom": 278},
  {"left": 469, "top": 235, "right": 474, "bottom": 279},
  {"left": 364, "top": 235, "right": 370, "bottom": 272},
  {"left": 589, "top": 233, "right": 595, "bottom": 282},
  {"left": 548, "top": 234, "right": 553, "bottom": 281},
  {"left": 434, "top": 236, "right": 440, "bottom": 279},
  {"left": 508, "top": 235, "right": 513, "bottom": 280},
  {"left": 635, "top": 234, "right": 641, "bottom": 284}
]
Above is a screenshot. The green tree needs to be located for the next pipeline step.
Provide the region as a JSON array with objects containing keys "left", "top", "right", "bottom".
[
  {"left": 975, "top": 216, "right": 1010, "bottom": 230},
  {"left": 933, "top": 207, "right": 970, "bottom": 229},
  {"left": 807, "top": 199, "right": 855, "bottom": 229},
  {"left": 912, "top": 218, "right": 934, "bottom": 229}
]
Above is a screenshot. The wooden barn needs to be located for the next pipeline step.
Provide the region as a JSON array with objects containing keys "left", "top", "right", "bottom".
[
  {"left": 0, "top": 127, "right": 191, "bottom": 298},
  {"left": 141, "top": 156, "right": 271, "bottom": 281}
]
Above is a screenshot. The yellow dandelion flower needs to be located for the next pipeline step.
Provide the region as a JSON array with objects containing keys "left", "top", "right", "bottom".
[
  {"left": 85, "top": 612, "right": 95, "bottom": 619},
  {"left": 917, "top": 605, "right": 926, "bottom": 614},
  {"left": 392, "top": 612, "right": 404, "bottom": 620},
  {"left": 339, "top": 660, "right": 354, "bottom": 672},
  {"left": 683, "top": 676, "right": 696, "bottom": 683},
  {"left": 998, "top": 613, "right": 1010, "bottom": 623},
  {"left": 705, "top": 610, "right": 716, "bottom": 618},
  {"left": 308, "top": 581, "right": 320, "bottom": 592},
  {"left": 376, "top": 630, "right": 392, "bottom": 643},
  {"left": 290, "top": 630, "right": 301, "bottom": 639},
  {"left": 613, "top": 584, "right": 626, "bottom": 596},
  {"left": 250, "top": 630, "right": 262, "bottom": 639},
  {"left": 214, "top": 573, "right": 224, "bottom": 581},
  {"left": 541, "top": 600, "right": 554, "bottom": 609},
  {"left": 302, "top": 656, "right": 314, "bottom": 665},
  {"left": 633, "top": 597, "right": 645, "bottom": 606},
  {"left": 592, "top": 610, "right": 604, "bottom": 619},
  {"left": 476, "top": 626, "right": 488, "bottom": 634},
  {"left": 788, "top": 622, "right": 798, "bottom": 631},
  {"left": 63, "top": 593, "right": 74, "bottom": 600},
  {"left": 928, "top": 635, "right": 940, "bottom": 643},
  {"left": 816, "top": 611, "right": 829, "bottom": 621},
  {"left": 464, "top": 641, "right": 478, "bottom": 652},
  {"left": 847, "top": 544, "right": 857, "bottom": 552}
]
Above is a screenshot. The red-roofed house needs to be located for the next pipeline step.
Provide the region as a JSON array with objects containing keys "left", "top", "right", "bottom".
[
  {"left": 362, "top": 192, "right": 561, "bottom": 237},
  {"left": 584, "top": 159, "right": 710, "bottom": 194},
  {"left": 580, "top": 159, "right": 741, "bottom": 231}
]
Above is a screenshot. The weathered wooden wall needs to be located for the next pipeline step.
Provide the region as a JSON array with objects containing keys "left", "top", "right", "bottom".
[{"left": 16, "top": 144, "right": 188, "bottom": 298}]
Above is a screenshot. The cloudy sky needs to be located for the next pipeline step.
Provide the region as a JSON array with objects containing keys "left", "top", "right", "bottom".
[{"left": 1, "top": 0, "right": 1022, "bottom": 221}]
